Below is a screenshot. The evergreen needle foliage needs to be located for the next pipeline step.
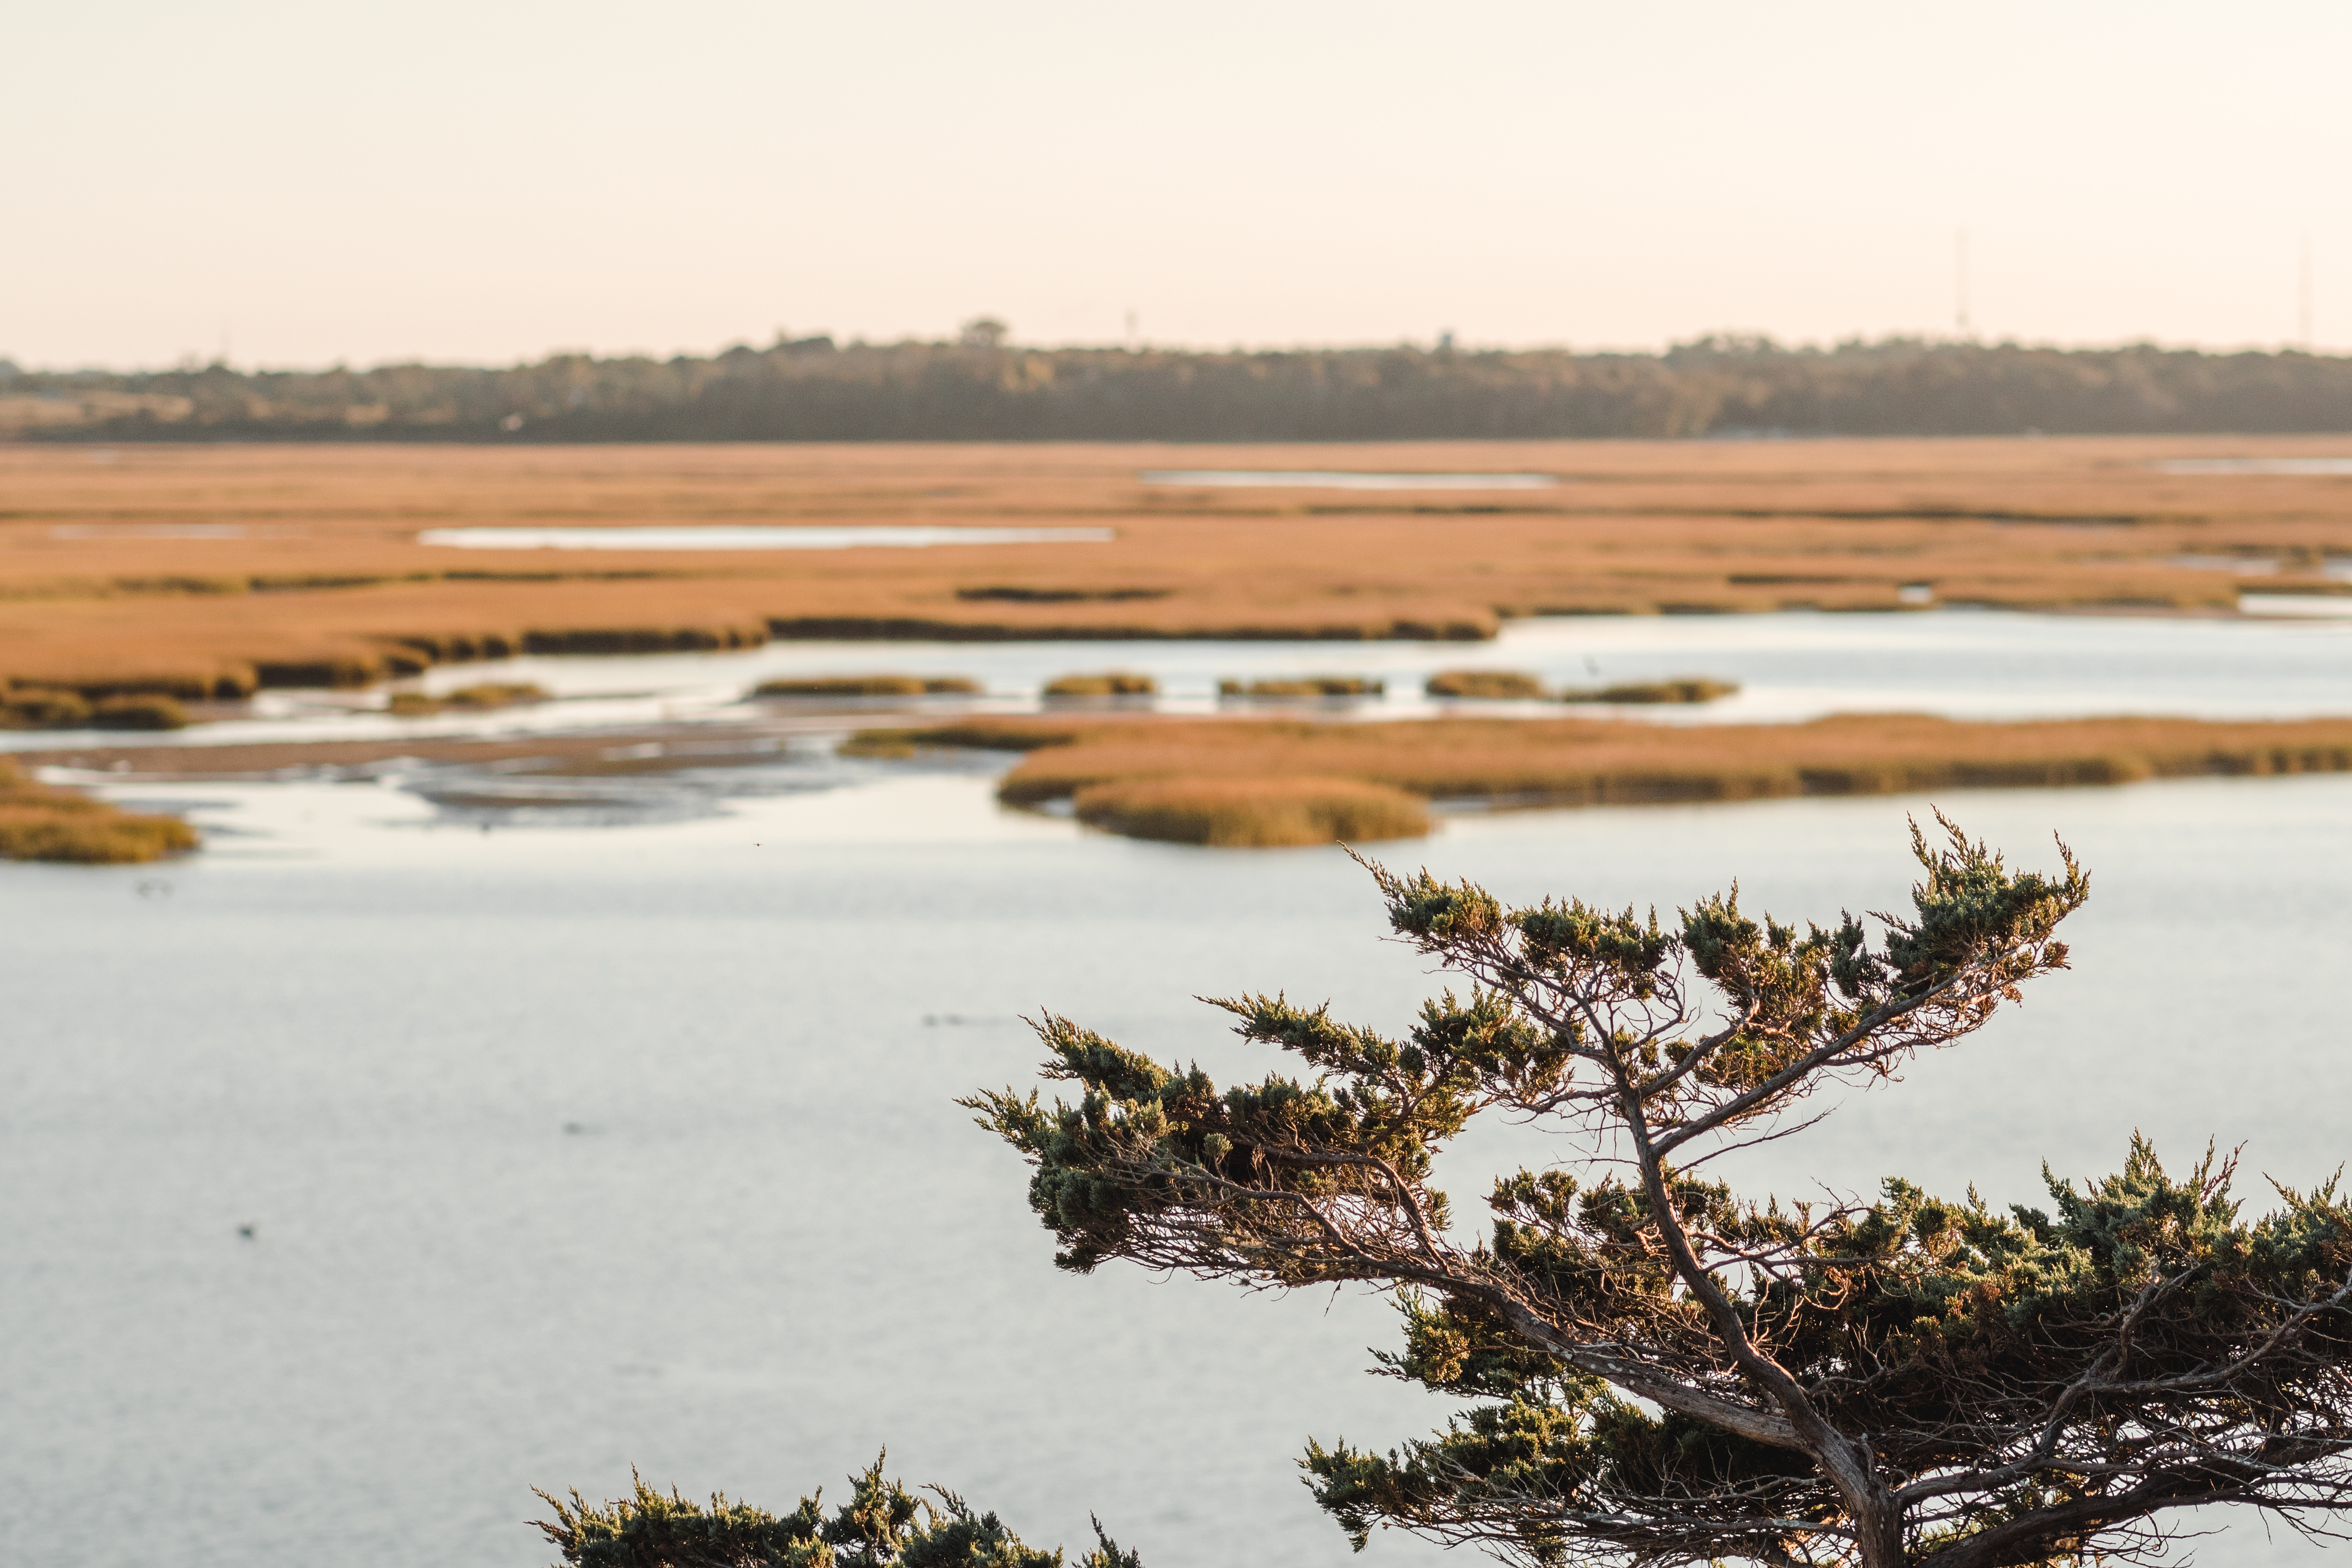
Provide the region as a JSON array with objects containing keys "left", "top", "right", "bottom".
[
  {"left": 536, "top": 1453, "right": 1141, "bottom": 1568},
  {"left": 965, "top": 814, "right": 2352, "bottom": 1568}
]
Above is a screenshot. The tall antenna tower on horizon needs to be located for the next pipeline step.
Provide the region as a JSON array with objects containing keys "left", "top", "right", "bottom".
[{"left": 1955, "top": 229, "right": 1972, "bottom": 339}]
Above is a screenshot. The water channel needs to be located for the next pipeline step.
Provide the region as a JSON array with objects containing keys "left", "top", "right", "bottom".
[{"left": 4, "top": 610, "right": 2348, "bottom": 1568}]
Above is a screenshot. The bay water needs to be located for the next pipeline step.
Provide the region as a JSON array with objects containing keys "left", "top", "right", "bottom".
[{"left": 5, "top": 759, "right": 2349, "bottom": 1566}]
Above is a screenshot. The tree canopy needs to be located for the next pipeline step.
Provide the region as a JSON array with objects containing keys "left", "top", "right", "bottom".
[
  {"left": 965, "top": 814, "right": 2352, "bottom": 1568},
  {"left": 14, "top": 338, "right": 2352, "bottom": 443}
]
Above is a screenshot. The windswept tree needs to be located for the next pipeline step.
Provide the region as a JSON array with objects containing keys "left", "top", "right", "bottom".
[{"left": 967, "top": 815, "right": 2352, "bottom": 1568}]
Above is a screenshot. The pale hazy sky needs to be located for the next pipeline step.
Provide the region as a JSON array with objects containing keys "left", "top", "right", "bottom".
[{"left": 7, "top": 2, "right": 2347, "bottom": 369}]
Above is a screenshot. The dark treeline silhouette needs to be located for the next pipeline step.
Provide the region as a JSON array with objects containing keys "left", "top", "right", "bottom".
[{"left": 6, "top": 335, "right": 2351, "bottom": 441}]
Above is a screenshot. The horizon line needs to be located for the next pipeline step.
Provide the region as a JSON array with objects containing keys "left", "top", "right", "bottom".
[{"left": 8, "top": 331, "right": 2346, "bottom": 379}]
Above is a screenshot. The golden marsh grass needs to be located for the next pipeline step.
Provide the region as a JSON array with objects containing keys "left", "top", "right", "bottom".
[
  {"left": 0, "top": 758, "right": 198, "bottom": 863},
  {"left": 2, "top": 688, "right": 189, "bottom": 729},
  {"left": 2, "top": 438, "right": 2348, "bottom": 697},
  {"left": 751, "top": 674, "right": 982, "bottom": 698},
  {"left": 1560, "top": 678, "right": 1741, "bottom": 705},
  {"left": 1218, "top": 676, "right": 1386, "bottom": 698},
  {"left": 386, "top": 681, "right": 551, "bottom": 716},
  {"left": 1043, "top": 672, "right": 1158, "bottom": 697},
  {"left": 1426, "top": 670, "right": 1547, "bottom": 700},
  {"left": 1072, "top": 774, "right": 1431, "bottom": 846},
  {"left": 861, "top": 712, "right": 2352, "bottom": 839}
]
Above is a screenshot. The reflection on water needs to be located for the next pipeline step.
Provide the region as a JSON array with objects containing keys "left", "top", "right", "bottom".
[
  {"left": 4, "top": 770, "right": 2347, "bottom": 1568},
  {"left": 414, "top": 525, "right": 1118, "bottom": 550}
]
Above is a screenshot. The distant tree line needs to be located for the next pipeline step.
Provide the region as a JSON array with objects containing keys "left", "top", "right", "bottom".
[{"left": 6, "top": 335, "right": 2352, "bottom": 441}]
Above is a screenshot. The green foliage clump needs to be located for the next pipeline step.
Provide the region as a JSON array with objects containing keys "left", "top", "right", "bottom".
[{"left": 536, "top": 1454, "right": 1141, "bottom": 1568}]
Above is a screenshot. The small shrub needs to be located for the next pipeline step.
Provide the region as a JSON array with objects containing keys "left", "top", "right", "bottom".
[
  {"left": 1559, "top": 677, "right": 1741, "bottom": 705},
  {"left": 1425, "top": 669, "right": 1545, "bottom": 700},
  {"left": 1044, "top": 672, "right": 1157, "bottom": 698},
  {"left": 1217, "top": 676, "right": 1385, "bottom": 698},
  {"left": 1071, "top": 774, "right": 1430, "bottom": 847},
  {"left": 753, "top": 675, "right": 983, "bottom": 698}
]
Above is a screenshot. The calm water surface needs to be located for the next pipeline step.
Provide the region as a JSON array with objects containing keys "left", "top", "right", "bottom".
[
  {"left": 11, "top": 609, "right": 2352, "bottom": 755},
  {"left": 5, "top": 766, "right": 2349, "bottom": 1567}
]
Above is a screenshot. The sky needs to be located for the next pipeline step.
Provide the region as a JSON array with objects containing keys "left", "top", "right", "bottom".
[{"left": 5, "top": 1, "right": 2348, "bottom": 369}]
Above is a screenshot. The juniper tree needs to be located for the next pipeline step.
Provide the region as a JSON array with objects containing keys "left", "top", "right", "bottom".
[
  {"left": 968, "top": 814, "right": 2352, "bottom": 1568},
  {"left": 536, "top": 1453, "right": 1142, "bottom": 1568}
]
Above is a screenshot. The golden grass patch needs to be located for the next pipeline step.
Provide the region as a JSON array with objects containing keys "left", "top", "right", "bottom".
[
  {"left": 860, "top": 712, "right": 2352, "bottom": 831},
  {"left": 1072, "top": 774, "right": 1431, "bottom": 846},
  {"left": 2, "top": 688, "right": 189, "bottom": 729},
  {"left": 1218, "top": 676, "right": 1385, "bottom": 698},
  {"left": 751, "top": 674, "right": 982, "bottom": 697},
  {"left": 1, "top": 437, "right": 2347, "bottom": 696},
  {"left": 1427, "top": 669, "right": 1546, "bottom": 700},
  {"left": 1560, "top": 678, "right": 1740, "bottom": 705},
  {"left": 0, "top": 758, "right": 198, "bottom": 863},
  {"left": 386, "top": 681, "right": 550, "bottom": 717},
  {"left": 1044, "top": 671, "right": 1158, "bottom": 697}
]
